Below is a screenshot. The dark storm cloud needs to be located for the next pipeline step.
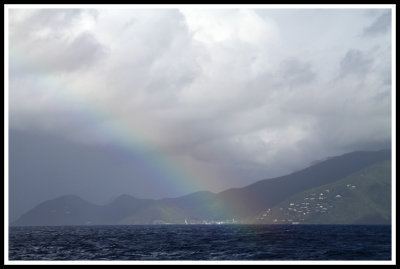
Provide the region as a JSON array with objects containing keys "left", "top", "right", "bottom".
[{"left": 8, "top": 129, "right": 191, "bottom": 221}]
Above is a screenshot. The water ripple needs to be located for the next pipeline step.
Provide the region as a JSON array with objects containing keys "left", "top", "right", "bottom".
[{"left": 9, "top": 224, "right": 391, "bottom": 261}]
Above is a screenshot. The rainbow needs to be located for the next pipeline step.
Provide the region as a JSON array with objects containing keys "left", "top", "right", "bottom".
[
  {"left": 8, "top": 35, "right": 260, "bottom": 221},
  {"left": 8, "top": 46, "right": 209, "bottom": 197}
]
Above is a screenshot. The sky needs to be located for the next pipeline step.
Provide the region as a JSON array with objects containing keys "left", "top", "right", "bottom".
[{"left": 6, "top": 5, "right": 394, "bottom": 221}]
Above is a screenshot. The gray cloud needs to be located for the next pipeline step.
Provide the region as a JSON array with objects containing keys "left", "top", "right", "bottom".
[
  {"left": 9, "top": 9, "right": 106, "bottom": 73},
  {"left": 339, "top": 49, "right": 373, "bottom": 78},
  {"left": 278, "top": 58, "right": 316, "bottom": 87},
  {"left": 363, "top": 10, "right": 391, "bottom": 37},
  {"left": 56, "top": 32, "right": 108, "bottom": 71}
]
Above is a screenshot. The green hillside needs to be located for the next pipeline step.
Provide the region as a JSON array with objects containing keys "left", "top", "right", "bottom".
[{"left": 253, "top": 160, "right": 391, "bottom": 224}]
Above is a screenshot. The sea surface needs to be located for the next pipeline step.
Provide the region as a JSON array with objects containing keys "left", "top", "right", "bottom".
[{"left": 8, "top": 224, "right": 391, "bottom": 261}]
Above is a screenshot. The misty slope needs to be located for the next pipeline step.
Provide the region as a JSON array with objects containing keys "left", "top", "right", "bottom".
[
  {"left": 11, "top": 149, "right": 391, "bottom": 226},
  {"left": 11, "top": 195, "right": 103, "bottom": 226},
  {"left": 102, "top": 194, "right": 156, "bottom": 224},
  {"left": 253, "top": 160, "right": 391, "bottom": 224},
  {"left": 11, "top": 195, "right": 155, "bottom": 226}
]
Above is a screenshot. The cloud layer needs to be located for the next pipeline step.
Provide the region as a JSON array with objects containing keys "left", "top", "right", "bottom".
[{"left": 8, "top": 7, "right": 392, "bottom": 202}]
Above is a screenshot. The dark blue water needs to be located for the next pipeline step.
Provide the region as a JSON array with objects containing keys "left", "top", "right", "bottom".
[{"left": 9, "top": 225, "right": 391, "bottom": 261}]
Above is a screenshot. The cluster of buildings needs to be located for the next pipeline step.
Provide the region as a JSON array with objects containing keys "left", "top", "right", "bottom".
[{"left": 257, "top": 184, "right": 358, "bottom": 224}]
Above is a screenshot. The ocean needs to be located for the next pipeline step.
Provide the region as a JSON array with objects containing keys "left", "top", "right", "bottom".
[{"left": 8, "top": 224, "right": 391, "bottom": 261}]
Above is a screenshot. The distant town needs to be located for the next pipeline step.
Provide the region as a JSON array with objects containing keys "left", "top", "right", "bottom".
[{"left": 256, "top": 184, "right": 358, "bottom": 224}]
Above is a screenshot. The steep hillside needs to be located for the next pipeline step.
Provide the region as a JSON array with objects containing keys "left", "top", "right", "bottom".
[
  {"left": 253, "top": 160, "right": 391, "bottom": 224},
  {"left": 217, "top": 149, "right": 391, "bottom": 219}
]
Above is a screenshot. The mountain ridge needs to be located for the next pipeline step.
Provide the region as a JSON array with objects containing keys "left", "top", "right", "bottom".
[{"left": 11, "top": 149, "right": 391, "bottom": 226}]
